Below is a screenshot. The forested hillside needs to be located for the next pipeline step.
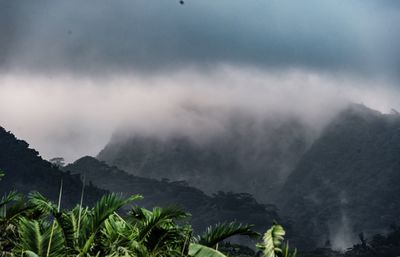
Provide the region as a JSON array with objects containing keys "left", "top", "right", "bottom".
[
  {"left": 0, "top": 127, "right": 105, "bottom": 207},
  {"left": 65, "top": 156, "right": 282, "bottom": 236},
  {"left": 98, "top": 116, "right": 313, "bottom": 203},
  {"left": 280, "top": 104, "right": 400, "bottom": 249}
]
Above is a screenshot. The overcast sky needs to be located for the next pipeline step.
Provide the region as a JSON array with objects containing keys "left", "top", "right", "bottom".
[
  {"left": 1, "top": 0, "right": 399, "bottom": 76},
  {"left": 0, "top": 0, "right": 399, "bottom": 162}
]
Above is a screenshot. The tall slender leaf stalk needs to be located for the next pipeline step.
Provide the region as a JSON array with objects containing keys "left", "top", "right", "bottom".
[
  {"left": 77, "top": 173, "right": 86, "bottom": 239},
  {"left": 46, "top": 179, "right": 63, "bottom": 257}
]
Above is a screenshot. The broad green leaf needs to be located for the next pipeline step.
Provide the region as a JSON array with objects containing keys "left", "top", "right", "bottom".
[{"left": 189, "top": 243, "right": 227, "bottom": 257}]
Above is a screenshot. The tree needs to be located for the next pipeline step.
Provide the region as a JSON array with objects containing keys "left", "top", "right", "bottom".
[{"left": 49, "top": 158, "right": 65, "bottom": 168}]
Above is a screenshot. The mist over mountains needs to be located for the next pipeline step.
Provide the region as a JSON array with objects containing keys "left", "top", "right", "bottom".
[
  {"left": 281, "top": 104, "right": 400, "bottom": 250},
  {"left": 3, "top": 68, "right": 399, "bottom": 163},
  {"left": 3, "top": 102, "right": 400, "bottom": 251},
  {"left": 96, "top": 103, "right": 400, "bottom": 249},
  {"left": 98, "top": 113, "right": 315, "bottom": 203}
]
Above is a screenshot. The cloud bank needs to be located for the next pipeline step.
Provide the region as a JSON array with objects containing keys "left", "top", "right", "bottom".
[{"left": 1, "top": 67, "right": 399, "bottom": 162}]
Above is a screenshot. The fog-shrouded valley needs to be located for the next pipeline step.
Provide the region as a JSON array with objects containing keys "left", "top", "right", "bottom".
[{"left": 1, "top": 1, "right": 400, "bottom": 257}]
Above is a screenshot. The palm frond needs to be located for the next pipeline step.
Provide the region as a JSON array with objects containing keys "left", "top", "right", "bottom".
[
  {"left": 3, "top": 199, "right": 33, "bottom": 223},
  {"left": 91, "top": 194, "right": 142, "bottom": 231},
  {"left": 0, "top": 191, "right": 21, "bottom": 210},
  {"left": 57, "top": 207, "right": 85, "bottom": 250},
  {"left": 42, "top": 223, "right": 66, "bottom": 257},
  {"left": 99, "top": 214, "right": 139, "bottom": 256},
  {"left": 1, "top": 191, "right": 24, "bottom": 222},
  {"left": 197, "top": 222, "right": 260, "bottom": 248},
  {"left": 14, "top": 217, "right": 66, "bottom": 257},
  {"left": 14, "top": 218, "right": 42, "bottom": 255},
  {"left": 129, "top": 206, "right": 152, "bottom": 223},
  {"left": 28, "top": 192, "right": 58, "bottom": 216},
  {"left": 133, "top": 207, "right": 189, "bottom": 242},
  {"left": 78, "top": 193, "right": 141, "bottom": 256}
]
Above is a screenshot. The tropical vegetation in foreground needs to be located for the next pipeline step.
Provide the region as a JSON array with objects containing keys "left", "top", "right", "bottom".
[
  {"left": 0, "top": 170, "right": 296, "bottom": 257},
  {"left": 3, "top": 162, "right": 400, "bottom": 257}
]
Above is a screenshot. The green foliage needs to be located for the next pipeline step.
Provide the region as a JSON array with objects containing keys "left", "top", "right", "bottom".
[
  {"left": 64, "top": 156, "right": 281, "bottom": 238},
  {"left": 257, "top": 224, "right": 297, "bottom": 257},
  {"left": 128, "top": 206, "right": 192, "bottom": 257},
  {"left": 0, "top": 191, "right": 20, "bottom": 211},
  {"left": 78, "top": 193, "right": 142, "bottom": 256},
  {"left": 196, "top": 222, "right": 260, "bottom": 248},
  {"left": 14, "top": 218, "right": 66, "bottom": 257},
  {"left": 0, "top": 186, "right": 293, "bottom": 257},
  {"left": 0, "top": 165, "right": 288, "bottom": 257},
  {"left": 189, "top": 243, "right": 228, "bottom": 257}
]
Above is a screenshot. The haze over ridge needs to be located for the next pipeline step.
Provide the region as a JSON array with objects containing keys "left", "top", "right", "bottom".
[{"left": 1, "top": 0, "right": 399, "bottom": 161}]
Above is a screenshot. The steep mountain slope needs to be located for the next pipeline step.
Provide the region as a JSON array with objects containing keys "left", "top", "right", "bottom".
[
  {"left": 65, "top": 156, "right": 282, "bottom": 235},
  {"left": 0, "top": 127, "right": 105, "bottom": 207},
  {"left": 98, "top": 116, "right": 313, "bottom": 203},
  {"left": 280, "top": 104, "right": 400, "bottom": 250}
]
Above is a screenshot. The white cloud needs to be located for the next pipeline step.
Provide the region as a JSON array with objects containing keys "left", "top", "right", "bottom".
[{"left": 0, "top": 66, "right": 398, "bottom": 162}]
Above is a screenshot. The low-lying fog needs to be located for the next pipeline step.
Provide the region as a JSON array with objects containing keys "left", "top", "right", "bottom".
[{"left": 1, "top": 67, "right": 399, "bottom": 162}]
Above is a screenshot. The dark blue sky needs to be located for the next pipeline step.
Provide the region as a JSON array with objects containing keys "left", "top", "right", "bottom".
[{"left": 1, "top": 0, "right": 399, "bottom": 79}]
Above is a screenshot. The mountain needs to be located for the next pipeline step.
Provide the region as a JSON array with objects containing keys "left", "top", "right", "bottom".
[
  {"left": 0, "top": 125, "right": 281, "bottom": 245},
  {"left": 279, "top": 104, "right": 400, "bottom": 250},
  {"left": 0, "top": 127, "right": 105, "bottom": 207},
  {"left": 97, "top": 115, "right": 314, "bottom": 203},
  {"left": 64, "top": 156, "right": 282, "bottom": 237}
]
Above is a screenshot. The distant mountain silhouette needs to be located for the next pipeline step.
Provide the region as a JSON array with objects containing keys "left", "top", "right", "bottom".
[
  {"left": 65, "top": 156, "right": 282, "bottom": 237},
  {"left": 98, "top": 115, "right": 313, "bottom": 203},
  {"left": 0, "top": 127, "right": 105, "bottom": 207},
  {"left": 280, "top": 104, "right": 400, "bottom": 249}
]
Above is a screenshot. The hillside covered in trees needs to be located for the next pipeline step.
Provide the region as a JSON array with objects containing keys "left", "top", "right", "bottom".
[
  {"left": 98, "top": 116, "right": 312, "bottom": 203},
  {"left": 280, "top": 104, "right": 400, "bottom": 249},
  {"left": 0, "top": 127, "right": 105, "bottom": 208},
  {"left": 64, "top": 156, "right": 282, "bottom": 238}
]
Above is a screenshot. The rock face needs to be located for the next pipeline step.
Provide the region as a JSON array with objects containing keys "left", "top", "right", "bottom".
[
  {"left": 64, "top": 156, "right": 282, "bottom": 237},
  {"left": 0, "top": 127, "right": 105, "bottom": 207},
  {"left": 98, "top": 116, "right": 313, "bottom": 203},
  {"left": 279, "top": 104, "right": 400, "bottom": 250}
]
